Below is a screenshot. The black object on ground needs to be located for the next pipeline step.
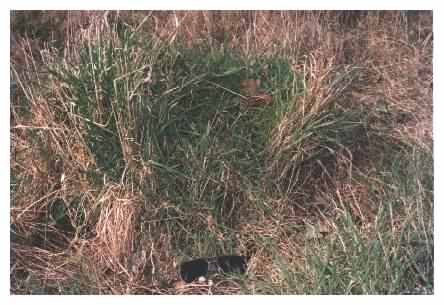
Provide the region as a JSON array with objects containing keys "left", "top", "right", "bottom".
[{"left": 179, "top": 255, "right": 247, "bottom": 283}]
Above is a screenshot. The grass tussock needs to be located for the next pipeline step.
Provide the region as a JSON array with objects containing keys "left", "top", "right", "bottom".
[{"left": 10, "top": 11, "right": 433, "bottom": 294}]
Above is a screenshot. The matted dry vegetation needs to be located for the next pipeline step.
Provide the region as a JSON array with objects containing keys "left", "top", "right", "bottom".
[{"left": 10, "top": 11, "right": 433, "bottom": 294}]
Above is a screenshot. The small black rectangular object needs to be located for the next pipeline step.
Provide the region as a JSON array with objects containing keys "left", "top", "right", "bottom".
[{"left": 179, "top": 255, "right": 247, "bottom": 283}]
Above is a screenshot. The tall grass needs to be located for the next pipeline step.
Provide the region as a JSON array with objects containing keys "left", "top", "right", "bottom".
[{"left": 10, "top": 11, "right": 433, "bottom": 294}]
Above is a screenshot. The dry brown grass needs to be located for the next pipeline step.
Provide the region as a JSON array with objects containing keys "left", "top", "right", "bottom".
[{"left": 10, "top": 11, "right": 433, "bottom": 294}]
